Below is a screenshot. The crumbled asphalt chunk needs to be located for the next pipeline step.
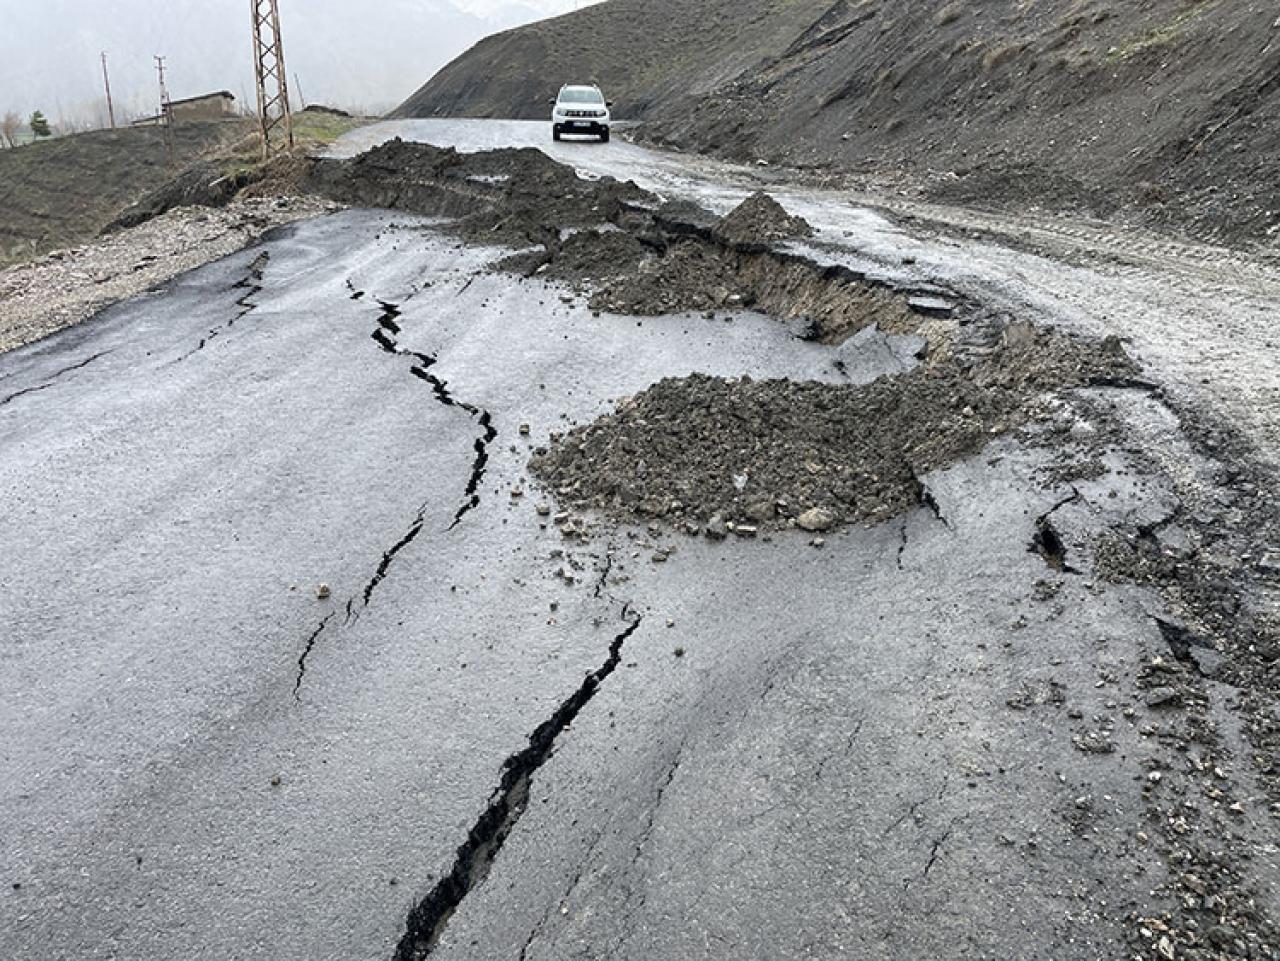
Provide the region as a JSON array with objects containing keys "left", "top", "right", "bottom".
[{"left": 530, "top": 325, "right": 1135, "bottom": 532}]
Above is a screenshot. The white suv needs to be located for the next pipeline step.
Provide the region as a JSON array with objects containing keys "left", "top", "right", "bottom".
[{"left": 550, "top": 85, "right": 612, "bottom": 143}]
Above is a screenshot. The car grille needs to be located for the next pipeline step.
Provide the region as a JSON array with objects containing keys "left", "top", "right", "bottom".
[{"left": 565, "top": 110, "right": 602, "bottom": 118}]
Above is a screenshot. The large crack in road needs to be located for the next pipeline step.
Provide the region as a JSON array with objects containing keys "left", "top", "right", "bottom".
[
  {"left": 291, "top": 288, "right": 499, "bottom": 698},
  {"left": 394, "top": 607, "right": 643, "bottom": 961}
]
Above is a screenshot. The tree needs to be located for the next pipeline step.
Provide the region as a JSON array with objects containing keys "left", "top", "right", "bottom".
[
  {"left": 30, "top": 110, "right": 51, "bottom": 138},
  {"left": 0, "top": 112, "right": 19, "bottom": 147}
]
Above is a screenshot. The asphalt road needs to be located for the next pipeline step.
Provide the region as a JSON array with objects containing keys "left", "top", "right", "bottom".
[{"left": 2, "top": 122, "right": 1277, "bottom": 960}]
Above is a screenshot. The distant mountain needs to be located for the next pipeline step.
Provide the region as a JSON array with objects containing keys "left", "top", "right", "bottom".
[{"left": 0, "top": 0, "right": 579, "bottom": 126}]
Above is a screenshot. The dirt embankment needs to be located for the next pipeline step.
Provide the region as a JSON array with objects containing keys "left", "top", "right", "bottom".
[
  {"left": 398, "top": 0, "right": 1280, "bottom": 244},
  {"left": 0, "top": 121, "right": 253, "bottom": 266}
]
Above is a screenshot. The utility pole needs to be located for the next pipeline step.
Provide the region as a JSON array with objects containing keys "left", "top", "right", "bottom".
[
  {"left": 294, "top": 72, "right": 306, "bottom": 111},
  {"left": 101, "top": 52, "right": 116, "bottom": 129},
  {"left": 250, "top": 0, "right": 294, "bottom": 159},
  {"left": 155, "top": 55, "right": 174, "bottom": 167}
]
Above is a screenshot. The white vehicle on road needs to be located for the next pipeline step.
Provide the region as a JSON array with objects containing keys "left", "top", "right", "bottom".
[{"left": 550, "top": 84, "right": 612, "bottom": 143}]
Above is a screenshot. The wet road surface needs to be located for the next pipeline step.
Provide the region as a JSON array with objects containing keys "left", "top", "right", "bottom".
[{"left": 2, "top": 123, "right": 1277, "bottom": 961}]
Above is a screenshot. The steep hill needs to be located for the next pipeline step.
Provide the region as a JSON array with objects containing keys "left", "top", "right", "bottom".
[{"left": 395, "top": 0, "right": 1280, "bottom": 243}]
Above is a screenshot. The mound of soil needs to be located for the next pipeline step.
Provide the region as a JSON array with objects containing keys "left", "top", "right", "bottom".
[
  {"left": 107, "top": 153, "right": 320, "bottom": 233},
  {"left": 714, "top": 191, "right": 814, "bottom": 246},
  {"left": 306, "top": 138, "right": 652, "bottom": 247},
  {"left": 105, "top": 161, "right": 260, "bottom": 233},
  {"left": 530, "top": 325, "right": 1134, "bottom": 532},
  {"left": 590, "top": 239, "right": 749, "bottom": 316}
]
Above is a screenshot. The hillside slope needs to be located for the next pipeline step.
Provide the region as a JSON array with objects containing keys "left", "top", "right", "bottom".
[
  {"left": 395, "top": 0, "right": 1280, "bottom": 242},
  {"left": 0, "top": 121, "right": 251, "bottom": 264}
]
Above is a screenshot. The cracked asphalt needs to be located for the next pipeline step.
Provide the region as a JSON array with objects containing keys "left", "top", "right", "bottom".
[{"left": 3, "top": 123, "right": 1277, "bottom": 960}]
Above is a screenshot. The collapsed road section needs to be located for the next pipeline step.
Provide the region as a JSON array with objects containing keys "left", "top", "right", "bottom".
[
  {"left": 303, "top": 140, "right": 1280, "bottom": 958},
  {"left": 4, "top": 131, "right": 1279, "bottom": 961}
]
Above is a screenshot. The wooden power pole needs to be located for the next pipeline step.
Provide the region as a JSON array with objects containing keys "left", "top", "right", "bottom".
[
  {"left": 250, "top": 0, "right": 294, "bottom": 159},
  {"left": 155, "top": 55, "right": 175, "bottom": 167},
  {"left": 101, "top": 52, "right": 116, "bottom": 129}
]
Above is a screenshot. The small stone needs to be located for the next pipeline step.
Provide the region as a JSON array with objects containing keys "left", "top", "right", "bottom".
[
  {"left": 797, "top": 508, "right": 836, "bottom": 533},
  {"left": 270, "top": 774, "right": 282, "bottom": 787},
  {"left": 1073, "top": 730, "right": 1116, "bottom": 754},
  {"left": 652, "top": 551, "right": 669, "bottom": 563},
  {"left": 1188, "top": 647, "right": 1224, "bottom": 678},
  {"left": 673, "top": 647, "right": 686, "bottom": 657},
  {"left": 519, "top": 424, "right": 531, "bottom": 436},
  {"left": 705, "top": 515, "right": 728, "bottom": 540},
  {"left": 1145, "top": 686, "right": 1181, "bottom": 708},
  {"left": 553, "top": 511, "right": 571, "bottom": 525},
  {"left": 536, "top": 504, "right": 552, "bottom": 517},
  {"left": 744, "top": 499, "right": 775, "bottom": 523},
  {"left": 316, "top": 584, "right": 331, "bottom": 600},
  {"left": 510, "top": 488, "right": 524, "bottom": 499},
  {"left": 733, "top": 524, "right": 759, "bottom": 538},
  {"left": 811, "top": 537, "right": 825, "bottom": 548}
]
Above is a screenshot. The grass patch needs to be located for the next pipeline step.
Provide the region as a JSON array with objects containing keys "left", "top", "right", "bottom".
[{"left": 1105, "top": 0, "right": 1219, "bottom": 62}]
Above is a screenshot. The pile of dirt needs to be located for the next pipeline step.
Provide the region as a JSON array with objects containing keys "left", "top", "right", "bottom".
[
  {"left": 105, "top": 161, "right": 261, "bottom": 232},
  {"left": 106, "top": 152, "right": 323, "bottom": 233},
  {"left": 713, "top": 191, "right": 813, "bottom": 246},
  {"left": 0, "top": 120, "right": 254, "bottom": 265},
  {"left": 529, "top": 324, "right": 1135, "bottom": 533},
  {"left": 486, "top": 185, "right": 929, "bottom": 341},
  {"left": 312, "top": 145, "right": 919, "bottom": 341},
  {"left": 306, "top": 138, "right": 651, "bottom": 247},
  {"left": 399, "top": 0, "right": 1280, "bottom": 243}
]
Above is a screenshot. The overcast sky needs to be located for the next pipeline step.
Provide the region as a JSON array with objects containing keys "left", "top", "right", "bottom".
[{"left": 0, "top": 0, "right": 599, "bottom": 125}]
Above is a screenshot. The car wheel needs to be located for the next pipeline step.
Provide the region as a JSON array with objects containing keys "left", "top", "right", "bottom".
[
  {"left": 553, "top": 127, "right": 561, "bottom": 142},
  {"left": 600, "top": 128, "right": 610, "bottom": 144}
]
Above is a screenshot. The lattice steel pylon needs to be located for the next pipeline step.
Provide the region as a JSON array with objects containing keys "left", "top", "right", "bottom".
[{"left": 250, "top": 0, "right": 294, "bottom": 159}]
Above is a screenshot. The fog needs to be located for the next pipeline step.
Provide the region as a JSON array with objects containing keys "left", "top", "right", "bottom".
[{"left": 0, "top": 0, "right": 597, "bottom": 126}]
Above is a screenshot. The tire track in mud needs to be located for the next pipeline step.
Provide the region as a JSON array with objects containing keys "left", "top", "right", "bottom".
[{"left": 290, "top": 286, "right": 497, "bottom": 699}]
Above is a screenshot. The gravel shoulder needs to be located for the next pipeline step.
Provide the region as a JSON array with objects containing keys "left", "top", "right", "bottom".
[{"left": 0, "top": 196, "right": 339, "bottom": 354}]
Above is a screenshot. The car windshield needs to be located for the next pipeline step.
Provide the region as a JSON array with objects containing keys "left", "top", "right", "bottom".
[{"left": 559, "top": 88, "right": 604, "bottom": 104}]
